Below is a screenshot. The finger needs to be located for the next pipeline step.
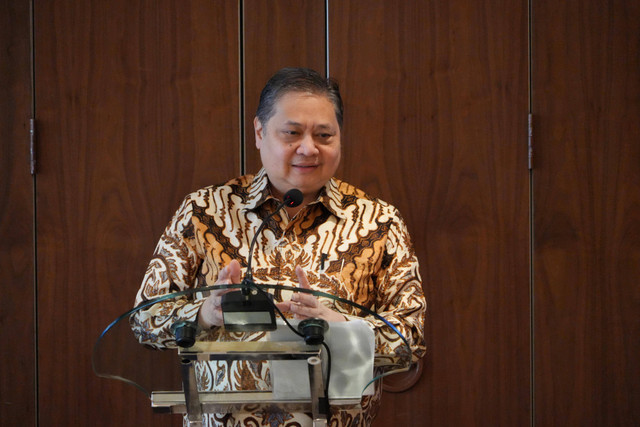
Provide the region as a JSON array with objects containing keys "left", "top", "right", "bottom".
[
  {"left": 217, "top": 259, "right": 242, "bottom": 285},
  {"left": 275, "top": 301, "right": 292, "bottom": 313},
  {"left": 228, "top": 259, "right": 242, "bottom": 283},
  {"left": 294, "top": 266, "right": 322, "bottom": 309},
  {"left": 289, "top": 302, "right": 317, "bottom": 320},
  {"left": 295, "top": 265, "right": 311, "bottom": 289},
  {"left": 217, "top": 265, "right": 231, "bottom": 284},
  {"left": 199, "top": 295, "right": 224, "bottom": 328}
]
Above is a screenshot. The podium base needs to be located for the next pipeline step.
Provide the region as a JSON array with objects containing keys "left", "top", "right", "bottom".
[{"left": 151, "top": 390, "right": 361, "bottom": 414}]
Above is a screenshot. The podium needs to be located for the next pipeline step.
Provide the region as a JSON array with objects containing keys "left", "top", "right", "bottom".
[
  {"left": 93, "top": 286, "right": 410, "bottom": 426},
  {"left": 154, "top": 321, "right": 374, "bottom": 427},
  {"left": 155, "top": 341, "right": 332, "bottom": 426}
]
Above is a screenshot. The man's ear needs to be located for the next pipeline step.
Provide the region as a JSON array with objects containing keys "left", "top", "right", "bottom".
[{"left": 254, "top": 117, "right": 263, "bottom": 149}]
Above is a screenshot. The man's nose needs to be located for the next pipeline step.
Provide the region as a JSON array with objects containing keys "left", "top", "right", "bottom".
[{"left": 296, "top": 134, "right": 319, "bottom": 156}]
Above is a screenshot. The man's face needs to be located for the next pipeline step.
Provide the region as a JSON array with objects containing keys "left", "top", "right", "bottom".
[{"left": 255, "top": 91, "right": 341, "bottom": 204}]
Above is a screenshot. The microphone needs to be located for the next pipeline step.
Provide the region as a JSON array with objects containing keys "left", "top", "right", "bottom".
[{"left": 221, "top": 188, "right": 303, "bottom": 332}]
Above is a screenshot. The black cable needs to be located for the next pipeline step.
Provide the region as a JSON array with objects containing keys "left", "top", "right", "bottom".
[
  {"left": 321, "top": 342, "right": 332, "bottom": 416},
  {"left": 94, "top": 283, "right": 412, "bottom": 399}
]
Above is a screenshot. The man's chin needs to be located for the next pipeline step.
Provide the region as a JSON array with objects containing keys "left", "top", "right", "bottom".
[
  {"left": 293, "top": 184, "right": 324, "bottom": 200},
  {"left": 268, "top": 174, "right": 328, "bottom": 199}
]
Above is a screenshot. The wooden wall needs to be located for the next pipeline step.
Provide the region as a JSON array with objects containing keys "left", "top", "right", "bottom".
[
  {"left": 1, "top": 0, "right": 638, "bottom": 426},
  {"left": 33, "top": 1, "right": 239, "bottom": 425},
  {"left": 0, "top": 0, "right": 36, "bottom": 425},
  {"left": 532, "top": 0, "right": 640, "bottom": 424},
  {"left": 330, "top": 2, "right": 531, "bottom": 425}
]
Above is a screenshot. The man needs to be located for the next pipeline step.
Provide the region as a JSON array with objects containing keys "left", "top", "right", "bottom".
[{"left": 131, "top": 67, "right": 426, "bottom": 426}]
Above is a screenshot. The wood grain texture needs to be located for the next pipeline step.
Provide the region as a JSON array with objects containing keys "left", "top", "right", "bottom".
[
  {"left": 22, "top": 0, "right": 638, "bottom": 425},
  {"left": 243, "top": 0, "right": 326, "bottom": 174},
  {"left": 532, "top": 1, "right": 640, "bottom": 425},
  {"left": 329, "top": 1, "right": 530, "bottom": 425},
  {"left": 34, "top": 1, "right": 239, "bottom": 425},
  {"left": 0, "top": 0, "right": 36, "bottom": 425}
]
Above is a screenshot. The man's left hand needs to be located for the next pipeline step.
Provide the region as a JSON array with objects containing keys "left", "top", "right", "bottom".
[{"left": 276, "top": 265, "right": 347, "bottom": 322}]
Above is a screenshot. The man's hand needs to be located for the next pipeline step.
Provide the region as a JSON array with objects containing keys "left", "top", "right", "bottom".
[
  {"left": 276, "top": 265, "right": 347, "bottom": 322},
  {"left": 197, "top": 259, "right": 242, "bottom": 328}
]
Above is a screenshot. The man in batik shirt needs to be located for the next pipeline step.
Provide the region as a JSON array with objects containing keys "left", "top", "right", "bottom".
[{"left": 131, "top": 67, "right": 426, "bottom": 427}]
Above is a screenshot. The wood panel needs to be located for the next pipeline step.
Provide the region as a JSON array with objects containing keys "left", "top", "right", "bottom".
[
  {"left": 243, "top": 0, "right": 326, "bottom": 173},
  {"left": 532, "top": 0, "right": 640, "bottom": 425},
  {"left": 34, "top": 1, "right": 240, "bottom": 425},
  {"left": 0, "top": 0, "right": 36, "bottom": 425},
  {"left": 330, "top": 1, "right": 530, "bottom": 425}
]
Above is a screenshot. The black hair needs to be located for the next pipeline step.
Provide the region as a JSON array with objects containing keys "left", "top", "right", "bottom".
[{"left": 255, "top": 67, "right": 343, "bottom": 129}]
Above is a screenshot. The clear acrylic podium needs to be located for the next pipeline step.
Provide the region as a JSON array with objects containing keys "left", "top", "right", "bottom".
[{"left": 93, "top": 286, "right": 410, "bottom": 426}]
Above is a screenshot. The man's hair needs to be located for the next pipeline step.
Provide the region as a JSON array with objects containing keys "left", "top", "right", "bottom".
[{"left": 256, "top": 67, "right": 344, "bottom": 129}]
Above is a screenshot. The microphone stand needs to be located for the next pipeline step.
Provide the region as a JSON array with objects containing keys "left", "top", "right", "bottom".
[{"left": 220, "top": 189, "right": 304, "bottom": 332}]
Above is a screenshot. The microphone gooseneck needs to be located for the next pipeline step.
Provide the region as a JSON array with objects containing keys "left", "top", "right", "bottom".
[
  {"left": 243, "top": 188, "right": 303, "bottom": 284},
  {"left": 220, "top": 188, "right": 304, "bottom": 332}
]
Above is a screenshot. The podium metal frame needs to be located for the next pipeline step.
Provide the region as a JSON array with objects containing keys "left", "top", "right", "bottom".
[{"left": 150, "top": 341, "right": 361, "bottom": 427}]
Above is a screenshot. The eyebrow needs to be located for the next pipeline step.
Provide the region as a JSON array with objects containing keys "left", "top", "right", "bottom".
[{"left": 283, "top": 121, "right": 334, "bottom": 130}]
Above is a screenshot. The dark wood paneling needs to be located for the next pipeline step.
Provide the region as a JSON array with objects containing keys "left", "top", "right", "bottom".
[
  {"left": 34, "top": 1, "right": 239, "bottom": 425},
  {"left": 0, "top": 0, "right": 36, "bottom": 425},
  {"left": 27, "top": 0, "right": 639, "bottom": 425},
  {"left": 330, "top": 1, "right": 530, "bottom": 425},
  {"left": 533, "top": 1, "right": 640, "bottom": 425},
  {"left": 243, "top": 0, "right": 326, "bottom": 173}
]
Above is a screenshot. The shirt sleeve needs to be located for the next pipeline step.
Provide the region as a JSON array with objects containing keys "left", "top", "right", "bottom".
[
  {"left": 129, "top": 194, "right": 205, "bottom": 349},
  {"left": 358, "top": 208, "right": 427, "bottom": 364}
]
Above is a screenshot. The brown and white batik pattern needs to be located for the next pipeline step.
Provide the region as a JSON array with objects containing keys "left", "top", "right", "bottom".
[{"left": 131, "top": 168, "right": 426, "bottom": 426}]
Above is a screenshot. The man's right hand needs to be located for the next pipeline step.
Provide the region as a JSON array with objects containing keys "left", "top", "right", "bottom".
[{"left": 197, "top": 259, "right": 242, "bottom": 328}]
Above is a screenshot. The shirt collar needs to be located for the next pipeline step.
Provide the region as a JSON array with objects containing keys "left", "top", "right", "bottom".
[
  {"left": 244, "top": 168, "right": 273, "bottom": 211},
  {"left": 244, "top": 168, "right": 347, "bottom": 220},
  {"left": 317, "top": 177, "right": 347, "bottom": 220}
]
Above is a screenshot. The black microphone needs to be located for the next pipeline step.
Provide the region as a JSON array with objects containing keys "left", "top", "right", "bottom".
[{"left": 221, "top": 188, "right": 303, "bottom": 332}]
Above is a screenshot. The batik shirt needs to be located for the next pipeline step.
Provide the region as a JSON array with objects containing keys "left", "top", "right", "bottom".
[{"left": 131, "top": 168, "right": 426, "bottom": 427}]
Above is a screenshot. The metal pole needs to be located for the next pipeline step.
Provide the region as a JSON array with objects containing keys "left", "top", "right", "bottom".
[
  {"left": 307, "top": 356, "right": 328, "bottom": 427},
  {"left": 181, "top": 358, "right": 203, "bottom": 427}
]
